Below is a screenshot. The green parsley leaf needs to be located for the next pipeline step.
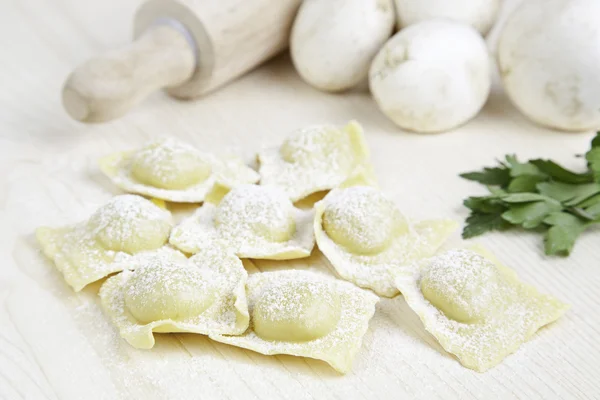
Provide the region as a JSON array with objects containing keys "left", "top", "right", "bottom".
[
  {"left": 463, "top": 196, "right": 507, "bottom": 214},
  {"left": 577, "top": 193, "right": 600, "bottom": 208},
  {"left": 507, "top": 175, "right": 546, "bottom": 193},
  {"left": 585, "top": 202, "right": 600, "bottom": 218},
  {"left": 487, "top": 186, "right": 507, "bottom": 196},
  {"left": 591, "top": 132, "right": 600, "bottom": 148},
  {"left": 537, "top": 181, "right": 600, "bottom": 205},
  {"left": 462, "top": 212, "right": 512, "bottom": 239},
  {"left": 564, "top": 183, "right": 600, "bottom": 206},
  {"left": 460, "top": 167, "right": 511, "bottom": 187},
  {"left": 501, "top": 200, "right": 563, "bottom": 229},
  {"left": 506, "top": 155, "right": 546, "bottom": 178},
  {"left": 460, "top": 133, "right": 600, "bottom": 256},
  {"left": 568, "top": 207, "right": 597, "bottom": 221},
  {"left": 585, "top": 147, "right": 600, "bottom": 182},
  {"left": 501, "top": 193, "right": 558, "bottom": 203},
  {"left": 574, "top": 192, "right": 600, "bottom": 218},
  {"left": 530, "top": 159, "right": 593, "bottom": 184},
  {"left": 543, "top": 212, "right": 586, "bottom": 256},
  {"left": 544, "top": 211, "right": 583, "bottom": 226}
]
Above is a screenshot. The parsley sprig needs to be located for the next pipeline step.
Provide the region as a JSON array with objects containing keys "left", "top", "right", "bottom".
[{"left": 460, "top": 132, "right": 600, "bottom": 256}]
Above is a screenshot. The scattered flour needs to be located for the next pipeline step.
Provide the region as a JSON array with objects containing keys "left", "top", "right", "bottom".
[
  {"left": 210, "top": 270, "right": 379, "bottom": 374},
  {"left": 258, "top": 122, "right": 373, "bottom": 202},
  {"left": 394, "top": 248, "right": 569, "bottom": 372},
  {"left": 170, "top": 185, "right": 315, "bottom": 260},
  {"left": 314, "top": 186, "right": 457, "bottom": 297},
  {"left": 99, "top": 138, "right": 259, "bottom": 203}
]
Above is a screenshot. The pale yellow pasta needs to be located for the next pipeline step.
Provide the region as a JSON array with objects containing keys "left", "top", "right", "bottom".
[
  {"left": 393, "top": 247, "right": 569, "bottom": 372},
  {"left": 210, "top": 270, "right": 378, "bottom": 374},
  {"left": 100, "top": 138, "right": 259, "bottom": 203},
  {"left": 314, "top": 185, "right": 457, "bottom": 297},
  {"left": 170, "top": 184, "right": 315, "bottom": 260},
  {"left": 130, "top": 140, "right": 212, "bottom": 190},
  {"left": 36, "top": 195, "right": 172, "bottom": 291},
  {"left": 99, "top": 246, "right": 249, "bottom": 349},
  {"left": 258, "top": 121, "right": 375, "bottom": 201}
]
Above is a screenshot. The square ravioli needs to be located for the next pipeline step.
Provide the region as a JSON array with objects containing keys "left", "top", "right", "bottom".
[
  {"left": 99, "top": 246, "right": 249, "bottom": 349},
  {"left": 393, "top": 247, "right": 569, "bottom": 372},
  {"left": 99, "top": 137, "right": 259, "bottom": 203},
  {"left": 169, "top": 184, "right": 315, "bottom": 260},
  {"left": 36, "top": 195, "right": 173, "bottom": 291},
  {"left": 210, "top": 270, "right": 379, "bottom": 374},
  {"left": 314, "top": 185, "right": 458, "bottom": 297},
  {"left": 258, "top": 121, "right": 375, "bottom": 202}
]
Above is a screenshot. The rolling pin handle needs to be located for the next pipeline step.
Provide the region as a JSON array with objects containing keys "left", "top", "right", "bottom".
[{"left": 62, "top": 21, "right": 197, "bottom": 123}]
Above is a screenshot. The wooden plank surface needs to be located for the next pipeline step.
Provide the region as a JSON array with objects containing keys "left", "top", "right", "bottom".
[{"left": 0, "top": 0, "right": 598, "bottom": 399}]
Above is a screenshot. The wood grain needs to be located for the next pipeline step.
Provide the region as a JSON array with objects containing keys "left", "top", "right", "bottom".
[
  {"left": 1, "top": 0, "right": 598, "bottom": 399},
  {"left": 63, "top": 0, "right": 303, "bottom": 122},
  {"left": 63, "top": 24, "right": 196, "bottom": 123}
]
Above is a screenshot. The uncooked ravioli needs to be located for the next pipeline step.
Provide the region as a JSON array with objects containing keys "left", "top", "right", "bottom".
[
  {"left": 36, "top": 194, "right": 173, "bottom": 291},
  {"left": 314, "top": 185, "right": 458, "bottom": 297},
  {"left": 393, "top": 247, "right": 569, "bottom": 372},
  {"left": 169, "top": 184, "right": 315, "bottom": 260},
  {"left": 99, "top": 137, "right": 259, "bottom": 203},
  {"left": 99, "top": 246, "right": 249, "bottom": 349},
  {"left": 258, "top": 121, "right": 375, "bottom": 201},
  {"left": 210, "top": 270, "right": 379, "bottom": 374}
]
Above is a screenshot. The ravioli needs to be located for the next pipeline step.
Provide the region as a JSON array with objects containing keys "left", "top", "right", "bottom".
[
  {"left": 99, "top": 246, "right": 249, "bottom": 349},
  {"left": 36, "top": 195, "right": 173, "bottom": 291},
  {"left": 169, "top": 184, "right": 315, "bottom": 260},
  {"left": 210, "top": 270, "right": 379, "bottom": 374},
  {"left": 258, "top": 121, "right": 375, "bottom": 201},
  {"left": 314, "top": 185, "right": 458, "bottom": 297},
  {"left": 393, "top": 247, "right": 569, "bottom": 372},
  {"left": 100, "top": 138, "right": 259, "bottom": 203}
]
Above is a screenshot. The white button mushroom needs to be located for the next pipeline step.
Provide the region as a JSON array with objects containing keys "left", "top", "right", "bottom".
[
  {"left": 369, "top": 20, "right": 491, "bottom": 133},
  {"left": 290, "top": 0, "right": 395, "bottom": 92},
  {"left": 498, "top": 0, "right": 600, "bottom": 132},
  {"left": 393, "top": 0, "right": 501, "bottom": 36}
]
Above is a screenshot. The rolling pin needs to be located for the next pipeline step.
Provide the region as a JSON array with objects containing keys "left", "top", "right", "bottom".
[{"left": 62, "top": 0, "right": 302, "bottom": 123}]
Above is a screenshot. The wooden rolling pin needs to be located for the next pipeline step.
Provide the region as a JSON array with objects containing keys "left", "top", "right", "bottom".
[{"left": 62, "top": 0, "right": 302, "bottom": 123}]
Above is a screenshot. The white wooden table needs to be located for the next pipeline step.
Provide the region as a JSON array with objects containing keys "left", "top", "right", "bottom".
[{"left": 1, "top": 1, "right": 598, "bottom": 399}]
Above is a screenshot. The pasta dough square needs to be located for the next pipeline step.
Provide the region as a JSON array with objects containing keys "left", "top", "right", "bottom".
[
  {"left": 36, "top": 195, "right": 173, "bottom": 291},
  {"left": 100, "top": 138, "right": 259, "bottom": 203},
  {"left": 210, "top": 270, "right": 379, "bottom": 374},
  {"left": 314, "top": 185, "right": 458, "bottom": 297},
  {"left": 393, "top": 247, "right": 569, "bottom": 372},
  {"left": 170, "top": 184, "right": 315, "bottom": 260},
  {"left": 258, "top": 121, "right": 375, "bottom": 202},
  {"left": 99, "top": 246, "right": 249, "bottom": 349}
]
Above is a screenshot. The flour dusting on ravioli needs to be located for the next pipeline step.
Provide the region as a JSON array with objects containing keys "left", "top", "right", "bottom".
[
  {"left": 314, "top": 185, "right": 457, "bottom": 297},
  {"left": 210, "top": 270, "right": 378, "bottom": 374},
  {"left": 394, "top": 248, "right": 569, "bottom": 372},
  {"left": 36, "top": 195, "right": 173, "bottom": 291},
  {"left": 258, "top": 121, "right": 374, "bottom": 201},
  {"left": 170, "top": 184, "right": 315, "bottom": 260},
  {"left": 100, "top": 138, "right": 259, "bottom": 203},
  {"left": 99, "top": 246, "right": 248, "bottom": 349}
]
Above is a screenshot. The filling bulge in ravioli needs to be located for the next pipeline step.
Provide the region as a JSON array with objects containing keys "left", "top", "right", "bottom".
[
  {"left": 258, "top": 121, "right": 373, "bottom": 202},
  {"left": 322, "top": 186, "right": 409, "bottom": 255},
  {"left": 130, "top": 139, "right": 212, "bottom": 190},
  {"left": 252, "top": 280, "right": 342, "bottom": 342},
  {"left": 393, "top": 248, "right": 569, "bottom": 372},
  {"left": 279, "top": 125, "right": 355, "bottom": 170},
  {"left": 208, "top": 270, "right": 379, "bottom": 374},
  {"left": 214, "top": 185, "right": 297, "bottom": 243},
  {"left": 124, "top": 261, "right": 215, "bottom": 324},
  {"left": 420, "top": 251, "right": 501, "bottom": 324},
  {"left": 99, "top": 246, "right": 249, "bottom": 349},
  {"left": 87, "top": 194, "right": 171, "bottom": 254}
]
